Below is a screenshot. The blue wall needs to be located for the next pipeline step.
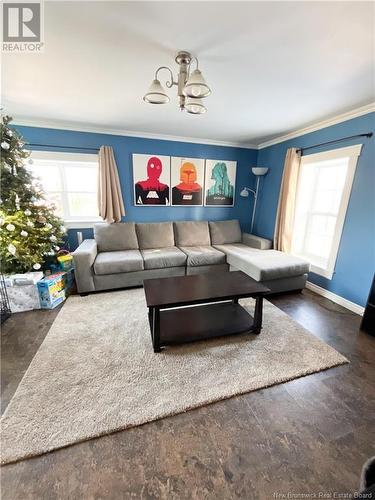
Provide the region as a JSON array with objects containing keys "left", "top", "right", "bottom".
[
  {"left": 16, "top": 114, "right": 374, "bottom": 307},
  {"left": 256, "top": 112, "right": 375, "bottom": 307},
  {"left": 15, "top": 125, "right": 258, "bottom": 249}
]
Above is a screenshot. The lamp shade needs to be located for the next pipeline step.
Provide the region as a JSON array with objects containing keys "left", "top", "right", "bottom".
[
  {"left": 143, "top": 79, "right": 169, "bottom": 104},
  {"left": 240, "top": 188, "right": 249, "bottom": 197},
  {"left": 183, "top": 69, "right": 211, "bottom": 98},
  {"left": 252, "top": 167, "right": 269, "bottom": 176},
  {"left": 185, "top": 97, "right": 207, "bottom": 114}
]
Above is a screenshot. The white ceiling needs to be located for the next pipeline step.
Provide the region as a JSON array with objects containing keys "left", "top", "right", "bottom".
[{"left": 2, "top": 1, "right": 374, "bottom": 146}]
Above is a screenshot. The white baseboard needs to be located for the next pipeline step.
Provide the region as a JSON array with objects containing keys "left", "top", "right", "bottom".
[{"left": 306, "top": 281, "right": 364, "bottom": 316}]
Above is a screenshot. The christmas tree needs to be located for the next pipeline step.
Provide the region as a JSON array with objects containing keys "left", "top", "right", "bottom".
[{"left": 0, "top": 115, "right": 66, "bottom": 274}]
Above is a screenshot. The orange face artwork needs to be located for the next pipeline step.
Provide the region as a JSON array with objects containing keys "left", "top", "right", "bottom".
[
  {"left": 180, "top": 162, "right": 197, "bottom": 185},
  {"left": 172, "top": 160, "right": 203, "bottom": 205}
]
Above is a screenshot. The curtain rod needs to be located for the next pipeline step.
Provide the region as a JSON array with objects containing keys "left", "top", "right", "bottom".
[
  {"left": 26, "top": 143, "right": 100, "bottom": 152},
  {"left": 25, "top": 132, "right": 374, "bottom": 154},
  {"left": 297, "top": 132, "right": 373, "bottom": 154}
]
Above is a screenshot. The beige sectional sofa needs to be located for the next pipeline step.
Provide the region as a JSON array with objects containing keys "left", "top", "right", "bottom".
[{"left": 72, "top": 219, "right": 309, "bottom": 294}]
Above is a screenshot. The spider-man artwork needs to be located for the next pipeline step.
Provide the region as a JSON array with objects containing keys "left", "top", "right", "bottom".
[{"left": 134, "top": 155, "right": 170, "bottom": 205}]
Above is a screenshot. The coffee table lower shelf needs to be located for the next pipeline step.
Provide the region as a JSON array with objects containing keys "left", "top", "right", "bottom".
[{"left": 148, "top": 299, "right": 263, "bottom": 352}]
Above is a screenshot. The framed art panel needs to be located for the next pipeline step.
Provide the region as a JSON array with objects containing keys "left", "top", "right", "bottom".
[
  {"left": 133, "top": 154, "right": 171, "bottom": 206},
  {"left": 171, "top": 157, "right": 205, "bottom": 206},
  {"left": 204, "top": 160, "right": 237, "bottom": 206}
]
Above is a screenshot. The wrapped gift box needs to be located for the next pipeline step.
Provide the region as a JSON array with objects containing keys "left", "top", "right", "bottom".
[{"left": 5, "top": 272, "right": 43, "bottom": 313}]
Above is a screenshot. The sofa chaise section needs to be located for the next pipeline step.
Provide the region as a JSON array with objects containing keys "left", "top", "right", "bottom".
[{"left": 209, "top": 220, "right": 310, "bottom": 293}]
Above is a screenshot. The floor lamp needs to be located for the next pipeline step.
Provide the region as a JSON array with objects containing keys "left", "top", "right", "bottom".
[{"left": 240, "top": 167, "right": 269, "bottom": 233}]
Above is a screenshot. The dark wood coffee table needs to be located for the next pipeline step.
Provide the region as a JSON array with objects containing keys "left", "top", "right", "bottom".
[{"left": 143, "top": 271, "right": 270, "bottom": 352}]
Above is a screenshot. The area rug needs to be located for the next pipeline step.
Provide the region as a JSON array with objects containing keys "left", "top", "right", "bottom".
[{"left": 1, "top": 288, "right": 348, "bottom": 464}]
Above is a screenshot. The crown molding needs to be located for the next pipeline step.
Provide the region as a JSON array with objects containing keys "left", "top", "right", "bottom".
[
  {"left": 11, "top": 117, "right": 258, "bottom": 150},
  {"left": 257, "top": 102, "right": 375, "bottom": 149}
]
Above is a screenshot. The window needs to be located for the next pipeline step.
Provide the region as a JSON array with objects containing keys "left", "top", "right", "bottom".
[
  {"left": 291, "top": 144, "right": 362, "bottom": 279},
  {"left": 28, "top": 151, "right": 101, "bottom": 228}
]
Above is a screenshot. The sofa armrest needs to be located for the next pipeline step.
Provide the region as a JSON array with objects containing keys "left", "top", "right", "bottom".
[
  {"left": 242, "top": 233, "right": 273, "bottom": 250},
  {"left": 72, "top": 239, "right": 97, "bottom": 293}
]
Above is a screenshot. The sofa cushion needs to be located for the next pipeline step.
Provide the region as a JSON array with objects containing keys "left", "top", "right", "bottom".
[
  {"left": 209, "top": 220, "right": 242, "bottom": 245},
  {"left": 94, "top": 223, "right": 138, "bottom": 252},
  {"left": 215, "top": 244, "right": 310, "bottom": 281},
  {"left": 180, "top": 246, "right": 226, "bottom": 267},
  {"left": 174, "top": 221, "right": 210, "bottom": 246},
  {"left": 136, "top": 222, "right": 174, "bottom": 249},
  {"left": 141, "top": 247, "right": 187, "bottom": 270},
  {"left": 94, "top": 250, "right": 143, "bottom": 275}
]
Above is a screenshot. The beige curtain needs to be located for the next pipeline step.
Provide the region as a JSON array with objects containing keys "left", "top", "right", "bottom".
[
  {"left": 98, "top": 146, "right": 125, "bottom": 223},
  {"left": 273, "top": 148, "right": 301, "bottom": 252}
]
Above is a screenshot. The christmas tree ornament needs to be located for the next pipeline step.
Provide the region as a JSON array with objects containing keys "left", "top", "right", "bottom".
[
  {"left": 24, "top": 209, "right": 32, "bottom": 216},
  {"left": 50, "top": 235, "right": 57, "bottom": 242},
  {"left": 6, "top": 223, "right": 15, "bottom": 232},
  {"left": 55, "top": 246, "right": 60, "bottom": 251},
  {"left": 1, "top": 141, "right": 10, "bottom": 150},
  {"left": 38, "top": 215, "right": 47, "bottom": 223},
  {"left": 20, "top": 230, "right": 28, "bottom": 237},
  {"left": 27, "top": 221, "right": 34, "bottom": 227},
  {"left": 33, "top": 263, "right": 41, "bottom": 270},
  {"left": 8, "top": 244, "right": 16, "bottom": 255},
  {"left": 45, "top": 223, "right": 52, "bottom": 229},
  {"left": 6, "top": 129, "right": 13, "bottom": 137}
]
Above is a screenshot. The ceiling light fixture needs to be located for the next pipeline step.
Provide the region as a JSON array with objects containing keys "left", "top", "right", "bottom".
[{"left": 143, "top": 51, "right": 211, "bottom": 114}]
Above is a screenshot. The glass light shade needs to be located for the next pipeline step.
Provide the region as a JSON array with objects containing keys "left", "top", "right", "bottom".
[
  {"left": 183, "top": 69, "right": 211, "bottom": 98},
  {"left": 185, "top": 97, "right": 207, "bottom": 114},
  {"left": 143, "top": 79, "right": 169, "bottom": 104},
  {"left": 240, "top": 188, "right": 249, "bottom": 197},
  {"left": 252, "top": 167, "right": 269, "bottom": 176}
]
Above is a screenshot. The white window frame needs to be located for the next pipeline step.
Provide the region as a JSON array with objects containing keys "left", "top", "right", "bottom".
[
  {"left": 30, "top": 150, "right": 102, "bottom": 228},
  {"left": 293, "top": 144, "right": 362, "bottom": 280}
]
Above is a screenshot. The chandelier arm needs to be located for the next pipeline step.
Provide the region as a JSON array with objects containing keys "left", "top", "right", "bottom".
[
  {"left": 187, "top": 56, "right": 199, "bottom": 77},
  {"left": 155, "top": 66, "right": 176, "bottom": 88}
]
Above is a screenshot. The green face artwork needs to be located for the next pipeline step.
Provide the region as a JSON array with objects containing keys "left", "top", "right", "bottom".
[{"left": 207, "top": 162, "right": 234, "bottom": 198}]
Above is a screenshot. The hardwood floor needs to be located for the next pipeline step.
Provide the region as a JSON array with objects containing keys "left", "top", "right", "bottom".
[{"left": 1, "top": 289, "right": 374, "bottom": 500}]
